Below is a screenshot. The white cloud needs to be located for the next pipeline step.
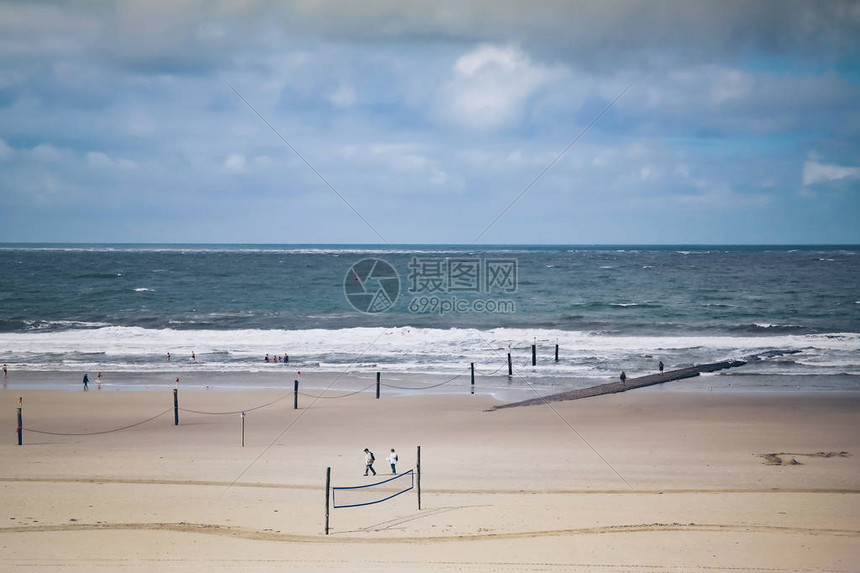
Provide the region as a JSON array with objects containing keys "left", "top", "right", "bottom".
[
  {"left": 224, "top": 153, "right": 246, "bottom": 172},
  {"left": 368, "top": 143, "right": 447, "bottom": 185},
  {"left": 0, "top": 137, "right": 13, "bottom": 160},
  {"left": 439, "top": 44, "right": 564, "bottom": 130},
  {"left": 86, "top": 151, "right": 113, "bottom": 167},
  {"left": 329, "top": 83, "right": 356, "bottom": 107},
  {"left": 30, "top": 143, "right": 68, "bottom": 162},
  {"left": 802, "top": 159, "right": 860, "bottom": 186},
  {"left": 87, "top": 151, "right": 138, "bottom": 169}
]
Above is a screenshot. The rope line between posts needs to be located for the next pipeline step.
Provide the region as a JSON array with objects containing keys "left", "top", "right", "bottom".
[
  {"left": 298, "top": 382, "right": 378, "bottom": 399},
  {"left": 475, "top": 362, "right": 507, "bottom": 376},
  {"left": 380, "top": 367, "right": 470, "bottom": 390},
  {"left": 179, "top": 393, "right": 292, "bottom": 415},
  {"left": 23, "top": 408, "right": 173, "bottom": 436}
]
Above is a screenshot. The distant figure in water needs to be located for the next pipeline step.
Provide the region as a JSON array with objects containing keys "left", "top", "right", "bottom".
[
  {"left": 167, "top": 352, "right": 171, "bottom": 361},
  {"left": 283, "top": 353, "right": 289, "bottom": 363},
  {"left": 620, "top": 371, "right": 626, "bottom": 385},
  {"left": 191, "top": 351, "right": 196, "bottom": 361},
  {"left": 83, "top": 373, "right": 89, "bottom": 391},
  {"left": 175, "top": 377, "right": 180, "bottom": 386},
  {"left": 658, "top": 360, "right": 664, "bottom": 374},
  {"left": 265, "top": 354, "right": 270, "bottom": 363},
  {"left": 2, "top": 363, "right": 7, "bottom": 377}
]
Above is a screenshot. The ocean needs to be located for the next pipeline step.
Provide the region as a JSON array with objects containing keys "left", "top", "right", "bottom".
[{"left": 1, "top": 244, "right": 858, "bottom": 393}]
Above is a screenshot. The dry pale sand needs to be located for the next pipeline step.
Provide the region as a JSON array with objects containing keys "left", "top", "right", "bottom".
[{"left": 1, "top": 382, "right": 859, "bottom": 572}]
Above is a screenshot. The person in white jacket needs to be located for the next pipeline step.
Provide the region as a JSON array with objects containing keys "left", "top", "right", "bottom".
[
  {"left": 363, "top": 448, "right": 376, "bottom": 476},
  {"left": 387, "top": 448, "right": 399, "bottom": 474}
]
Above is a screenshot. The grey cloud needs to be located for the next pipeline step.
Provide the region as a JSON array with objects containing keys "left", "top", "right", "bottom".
[{"left": 3, "top": 1, "right": 858, "bottom": 74}]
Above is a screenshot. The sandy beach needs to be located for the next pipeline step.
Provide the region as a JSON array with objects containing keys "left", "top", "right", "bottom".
[{"left": 2, "top": 381, "right": 859, "bottom": 572}]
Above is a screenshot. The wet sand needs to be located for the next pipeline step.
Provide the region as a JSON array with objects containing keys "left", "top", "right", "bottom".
[{"left": 1, "top": 380, "right": 859, "bottom": 572}]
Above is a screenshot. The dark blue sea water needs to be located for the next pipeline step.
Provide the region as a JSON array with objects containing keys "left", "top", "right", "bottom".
[{"left": 1, "top": 244, "right": 858, "bottom": 392}]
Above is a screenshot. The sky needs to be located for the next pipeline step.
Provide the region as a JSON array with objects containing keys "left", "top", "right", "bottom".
[{"left": 0, "top": 1, "right": 858, "bottom": 245}]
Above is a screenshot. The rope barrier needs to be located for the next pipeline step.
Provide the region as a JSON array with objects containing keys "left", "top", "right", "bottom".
[
  {"left": 380, "top": 368, "right": 469, "bottom": 390},
  {"left": 17, "top": 353, "right": 545, "bottom": 439},
  {"left": 23, "top": 408, "right": 173, "bottom": 436},
  {"left": 298, "top": 382, "right": 378, "bottom": 399},
  {"left": 179, "top": 392, "right": 292, "bottom": 415},
  {"left": 474, "top": 362, "right": 507, "bottom": 376}
]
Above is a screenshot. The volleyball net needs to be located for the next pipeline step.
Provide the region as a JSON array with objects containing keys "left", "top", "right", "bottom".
[
  {"left": 325, "top": 447, "right": 422, "bottom": 534},
  {"left": 332, "top": 470, "right": 414, "bottom": 509}
]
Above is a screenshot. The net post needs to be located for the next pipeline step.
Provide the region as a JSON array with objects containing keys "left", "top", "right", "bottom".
[
  {"left": 532, "top": 343, "right": 536, "bottom": 366},
  {"left": 507, "top": 353, "right": 512, "bottom": 376},
  {"left": 470, "top": 363, "right": 475, "bottom": 395},
  {"left": 241, "top": 412, "right": 245, "bottom": 447},
  {"left": 555, "top": 344, "right": 559, "bottom": 362},
  {"left": 16, "top": 397, "right": 23, "bottom": 446},
  {"left": 416, "top": 445, "right": 422, "bottom": 510},
  {"left": 173, "top": 388, "right": 179, "bottom": 426},
  {"left": 294, "top": 379, "right": 299, "bottom": 410},
  {"left": 376, "top": 372, "right": 380, "bottom": 399},
  {"left": 325, "top": 466, "right": 331, "bottom": 535}
]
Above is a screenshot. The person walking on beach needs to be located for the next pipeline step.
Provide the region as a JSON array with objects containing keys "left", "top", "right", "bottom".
[
  {"left": 387, "top": 448, "right": 399, "bottom": 474},
  {"left": 658, "top": 360, "right": 664, "bottom": 374},
  {"left": 363, "top": 448, "right": 377, "bottom": 476},
  {"left": 620, "top": 371, "right": 626, "bottom": 385},
  {"left": 97, "top": 371, "right": 102, "bottom": 390},
  {"left": 82, "top": 373, "right": 89, "bottom": 391}
]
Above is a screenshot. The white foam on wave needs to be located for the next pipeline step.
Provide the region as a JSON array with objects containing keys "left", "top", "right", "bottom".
[{"left": 1, "top": 326, "right": 858, "bottom": 377}]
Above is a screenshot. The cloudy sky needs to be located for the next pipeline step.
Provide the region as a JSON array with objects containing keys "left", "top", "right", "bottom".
[{"left": 1, "top": 1, "right": 858, "bottom": 244}]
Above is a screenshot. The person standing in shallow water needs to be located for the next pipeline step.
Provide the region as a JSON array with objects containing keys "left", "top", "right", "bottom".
[
  {"left": 620, "top": 371, "right": 626, "bottom": 385},
  {"left": 658, "top": 360, "right": 664, "bottom": 374}
]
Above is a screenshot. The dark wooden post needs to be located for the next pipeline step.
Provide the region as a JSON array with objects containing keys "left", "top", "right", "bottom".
[
  {"left": 555, "top": 344, "right": 559, "bottom": 362},
  {"left": 376, "top": 372, "right": 380, "bottom": 399},
  {"left": 470, "top": 362, "right": 475, "bottom": 395},
  {"left": 532, "top": 344, "right": 536, "bottom": 366},
  {"left": 507, "top": 352, "right": 512, "bottom": 376},
  {"left": 241, "top": 412, "right": 245, "bottom": 447},
  {"left": 416, "top": 445, "right": 422, "bottom": 510},
  {"left": 16, "top": 397, "right": 22, "bottom": 446},
  {"left": 173, "top": 388, "right": 179, "bottom": 426},
  {"left": 294, "top": 379, "right": 299, "bottom": 410},
  {"left": 325, "top": 466, "right": 331, "bottom": 535}
]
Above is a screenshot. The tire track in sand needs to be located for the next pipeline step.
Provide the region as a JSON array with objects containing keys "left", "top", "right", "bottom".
[
  {"left": 1, "top": 477, "right": 858, "bottom": 495},
  {"left": 0, "top": 521, "right": 857, "bottom": 543}
]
